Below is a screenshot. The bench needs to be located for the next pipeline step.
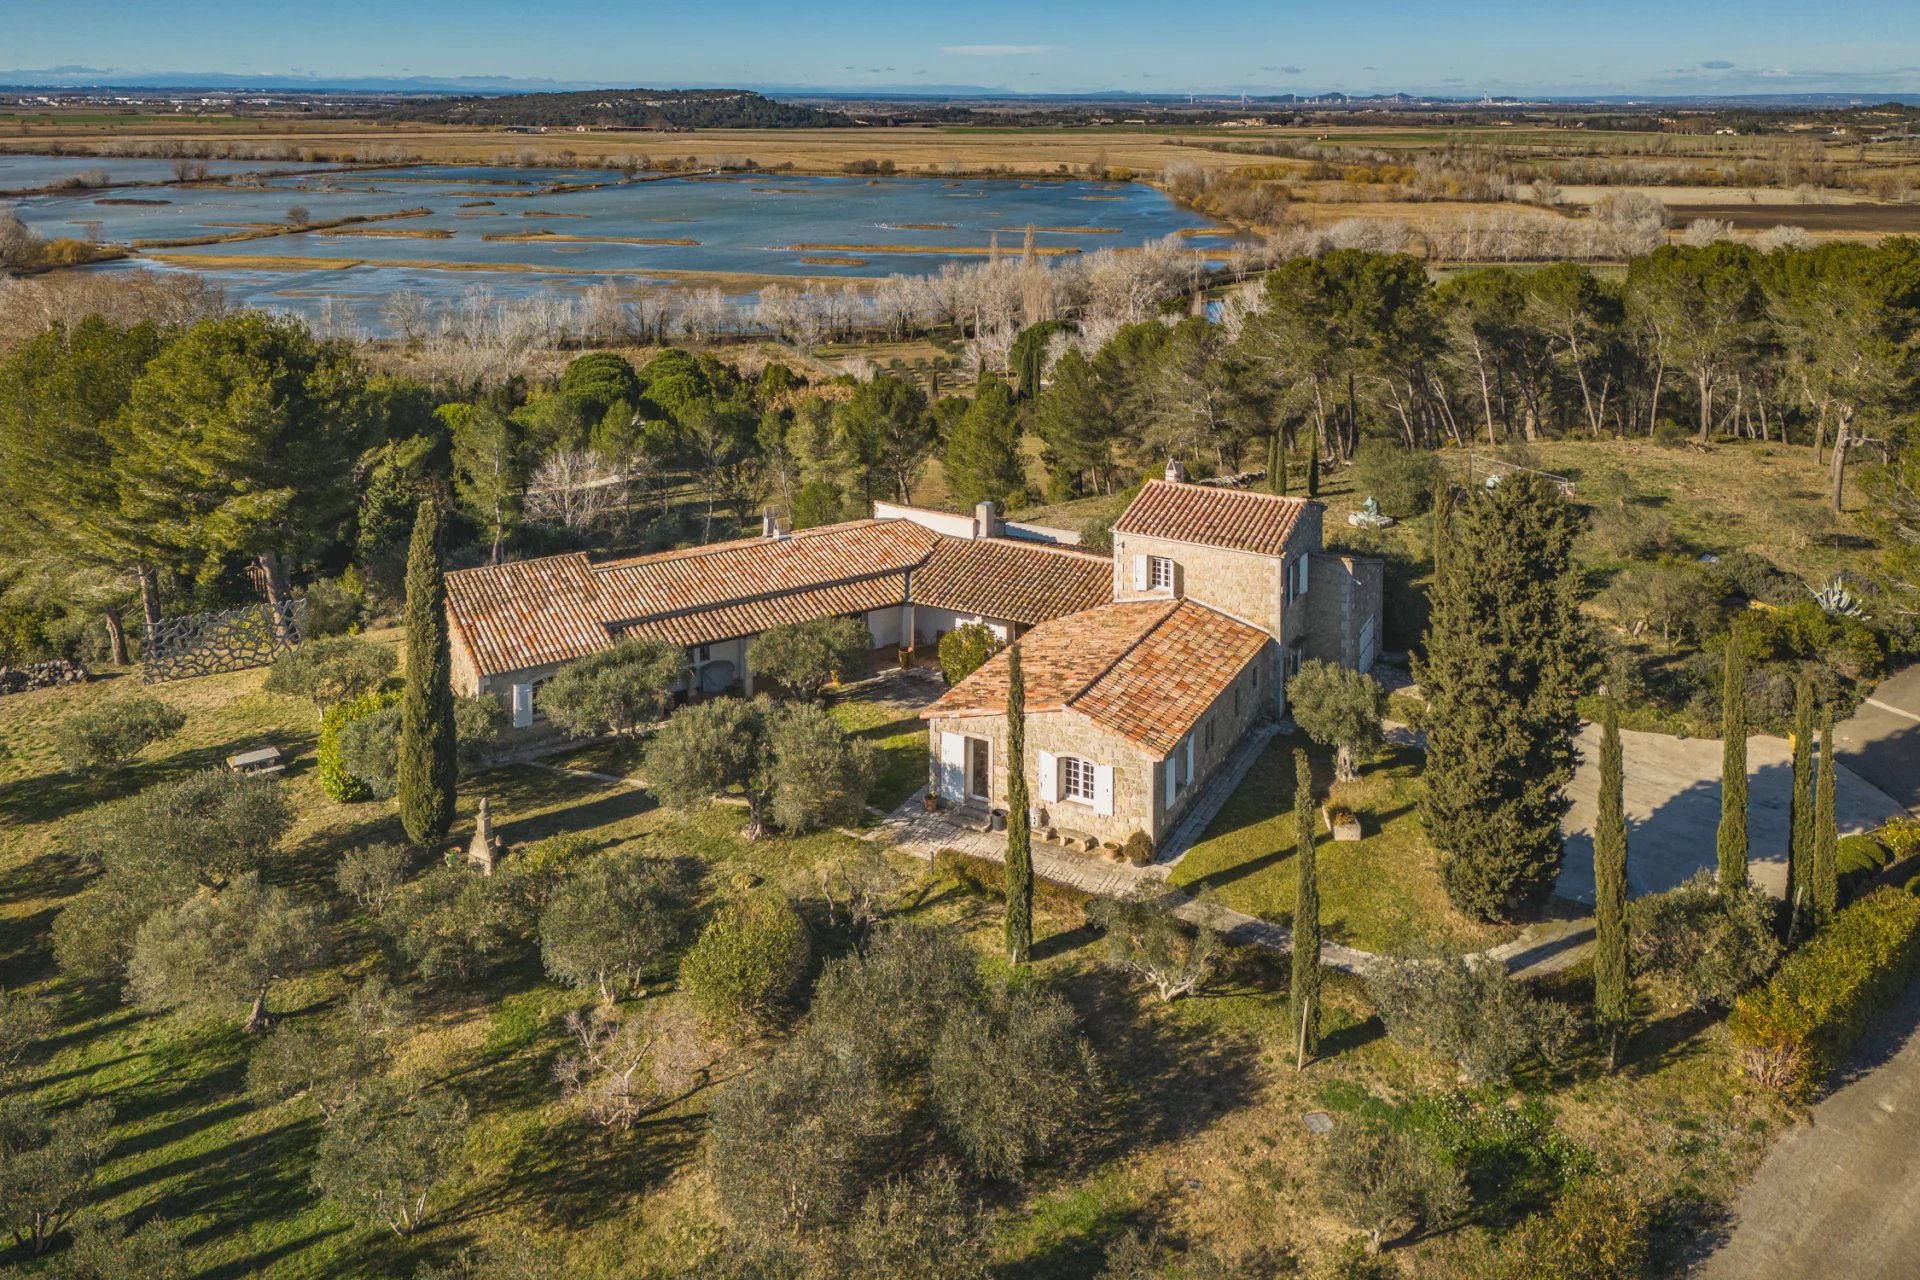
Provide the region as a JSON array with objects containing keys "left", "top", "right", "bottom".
[{"left": 226, "top": 746, "right": 284, "bottom": 777}]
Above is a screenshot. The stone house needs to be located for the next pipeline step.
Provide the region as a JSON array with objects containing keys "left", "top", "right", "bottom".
[{"left": 922, "top": 468, "right": 1382, "bottom": 846}]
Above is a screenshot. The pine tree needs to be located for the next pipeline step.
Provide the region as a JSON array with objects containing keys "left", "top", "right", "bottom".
[
  {"left": 1786, "top": 676, "right": 1814, "bottom": 936},
  {"left": 1716, "top": 625, "right": 1749, "bottom": 891},
  {"left": 1416, "top": 473, "right": 1588, "bottom": 920},
  {"left": 1003, "top": 643, "right": 1034, "bottom": 965},
  {"left": 398, "top": 499, "right": 457, "bottom": 847},
  {"left": 1289, "top": 748, "right": 1322, "bottom": 1067},
  {"left": 1593, "top": 698, "right": 1631, "bottom": 1071},
  {"left": 1812, "top": 712, "right": 1839, "bottom": 931}
]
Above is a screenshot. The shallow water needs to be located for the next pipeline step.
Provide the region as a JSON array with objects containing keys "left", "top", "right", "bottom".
[
  {"left": 0, "top": 153, "right": 339, "bottom": 191},
  {"left": 3, "top": 159, "right": 1224, "bottom": 334}
]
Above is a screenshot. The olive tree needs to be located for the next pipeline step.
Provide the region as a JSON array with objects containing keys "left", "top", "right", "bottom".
[
  {"left": 53, "top": 771, "right": 293, "bottom": 982},
  {"left": 644, "top": 696, "right": 871, "bottom": 839},
  {"left": 1085, "top": 885, "right": 1224, "bottom": 1001},
  {"left": 539, "top": 849, "right": 699, "bottom": 1003},
  {"left": 541, "top": 637, "right": 685, "bottom": 736},
  {"left": 380, "top": 865, "right": 519, "bottom": 985},
  {"left": 1320, "top": 1126, "right": 1467, "bottom": 1255},
  {"left": 1367, "top": 953, "right": 1580, "bottom": 1084},
  {"left": 333, "top": 693, "right": 506, "bottom": 798},
  {"left": 1628, "top": 870, "right": 1781, "bottom": 1010},
  {"left": 750, "top": 616, "right": 872, "bottom": 701},
  {"left": 311, "top": 1082, "right": 469, "bottom": 1236},
  {"left": 50, "top": 1216, "right": 190, "bottom": 1280},
  {"left": 0, "top": 991, "right": 53, "bottom": 1083},
  {"left": 53, "top": 693, "right": 185, "bottom": 771},
  {"left": 263, "top": 635, "right": 396, "bottom": 711},
  {"left": 0, "top": 1096, "right": 114, "bottom": 1256},
  {"left": 1286, "top": 660, "right": 1386, "bottom": 782},
  {"left": 928, "top": 990, "right": 1102, "bottom": 1181},
  {"left": 126, "top": 875, "right": 329, "bottom": 1032},
  {"left": 247, "top": 976, "right": 414, "bottom": 1122}
]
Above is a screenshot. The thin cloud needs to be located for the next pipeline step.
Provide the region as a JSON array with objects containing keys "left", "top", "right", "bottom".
[
  {"left": 1701, "top": 60, "right": 1735, "bottom": 70},
  {"left": 941, "top": 44, "right": 1052, "bottom": 56}
]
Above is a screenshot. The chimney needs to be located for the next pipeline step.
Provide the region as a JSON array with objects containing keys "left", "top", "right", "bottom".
[
  {"left": 974, "top": 499, "right": 1000, "bottom": 539},
  {"left": 762, "top": 507, "right": 784, "bottom": 539},
  {"left": 1165, "top": 458, "right": 1188, "bottom": 483}
]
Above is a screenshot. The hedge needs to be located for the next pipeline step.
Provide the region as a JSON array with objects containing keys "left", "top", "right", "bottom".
[
  {"left": 318, "top": 688, "right": 401, "bottom": 803},
  {"left": 1728, "top": 886, "right": 1920, "bottom": 1100}
]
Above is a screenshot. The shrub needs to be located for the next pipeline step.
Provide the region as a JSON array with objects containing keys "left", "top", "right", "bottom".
[
  {"left": 1729, "top": 886, "right": 1920, "bottom": 1099},
  {"left": 1350, "top": 439, "right": 1441, "bottom": 518},
  {"left": 319, "top": 689, "right": 400, "bottom": 802},
  {"left": 302, "top": 575, "right": 366, "bottom": 637},
  {"left": 53, "top": 694, "right": 185, "bottom": 770},
  {"left": 1880, "top": 817, "right": 1920, "bottom": 860},
  {"left": 1494, "top": 1175, "right": 1653, "bottom": 1280},
  {"left": 1367, "top": 954, "right": 1579, "bottom": 1084},
  {"left": 680, "top": 891, "right": 811, "bottom": 1033},
  {"left": 929, "top": 989, "right": 1102, "bottom": 1180},
  {"left": 1836, "top": 833, "right": 1889, "bottom": 899},
  {"left": 1121, "top": 830, "right": 1154, "bottom": 867},
  {"left": 1707, "top": 550, "right": 1803, "bottom": 606},
  {"left": 332, "top": 692, "right": 504, "bottom": 799},
  {"left": 381, "top": 866, "right": 519, "bottom": 984},
  {"left": 937, "top": 623, "right": 1001, "bottom": 686},
  {"left": 1627, "top": 871, "right": 1780, "bottom": 1009},
  {"left": 539, "top": 849, "right": 699, "bottom": 1002},
  {"left": 336, "top": 843, "right": 410, "bottom": 915}
]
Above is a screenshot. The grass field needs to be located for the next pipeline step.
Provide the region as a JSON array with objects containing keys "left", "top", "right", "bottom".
[{"left": 0, "top": 569, "right": 1821, "bottom": 1278}]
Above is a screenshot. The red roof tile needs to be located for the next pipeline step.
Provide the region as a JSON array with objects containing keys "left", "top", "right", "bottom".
[
  {"left": 912, "top": 538, "right": 1111, "bottom": 625},
  {"left": 923, "top": 598, "right": 1268, "bottom": 759},
  {"left": 446, "top": 518, "right": 1117, "bottom": 679},
  {"left": 1112, "top": 479, "right": 1314, "bottom": 557}
]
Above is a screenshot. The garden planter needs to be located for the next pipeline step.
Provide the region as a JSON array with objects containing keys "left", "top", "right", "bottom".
[
  {"left": 923, "top": 791, "right": 940, "bottom": 813},
  {"left": 1324, "top": 807, "right": 1362, "bottom": 842}
]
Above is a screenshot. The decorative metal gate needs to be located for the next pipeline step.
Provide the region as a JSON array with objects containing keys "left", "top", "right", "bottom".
[{"left": 142, "top": 599, "right": 306, "bottom": 683}]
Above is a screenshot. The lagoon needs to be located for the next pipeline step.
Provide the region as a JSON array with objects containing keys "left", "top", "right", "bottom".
[{"left": 3, "top": 158, "right": 1228, "bottom": 333}]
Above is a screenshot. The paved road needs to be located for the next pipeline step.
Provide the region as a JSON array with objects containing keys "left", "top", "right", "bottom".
[
  {"left": 1697, "top": 977, "right": 1920, "bottom": 1280},
  {"left": 1833, "top": 663, "right": 1920, "bottom": 818},
  {"left": 1556, "top": 724, "right": 1907, "bottom": 906}
]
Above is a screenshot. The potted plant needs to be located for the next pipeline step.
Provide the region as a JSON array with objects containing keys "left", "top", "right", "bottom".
[{"left": 1323, "top": 803, "right": 1362, "bottom": 842}]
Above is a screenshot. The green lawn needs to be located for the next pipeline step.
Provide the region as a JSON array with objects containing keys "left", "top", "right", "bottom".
[
  {"left": 827, "top": 693, "right": 929, "bottom": 816},
  {"left": 1169, "top": 739, "right": 1513, "bottom": 956}
]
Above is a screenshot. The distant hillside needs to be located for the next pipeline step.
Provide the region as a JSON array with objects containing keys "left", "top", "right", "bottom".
[{"left": 388, "top": 88, "right": 851, "bottom": 130}]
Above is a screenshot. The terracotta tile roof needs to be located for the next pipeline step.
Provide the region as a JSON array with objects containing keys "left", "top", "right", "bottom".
[
  {"left": 923, "top": 598, "right": 1268, "bottom": 759},
  {"left": 1112, "top": 479, "right": 1314, "bottom": 557},
  {"left": 444, "top": 552, "right": 607, "bottom": 676},
  {"left": 617, "top": 575, "right": 910, "bottom": 648},
  {"left": 912, "top": 538, "right": 1111, "bottom": 625},
  {"left": 445, "top": 517, "right": 1111, "bottom": 679}
]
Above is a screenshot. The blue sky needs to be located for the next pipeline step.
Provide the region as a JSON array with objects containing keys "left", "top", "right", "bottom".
[{"left": 6, "top": 0, "right": 1919, "bottom": 96}]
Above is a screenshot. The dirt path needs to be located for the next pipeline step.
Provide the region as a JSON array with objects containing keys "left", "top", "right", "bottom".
[{"left": 1696, "top": 977, "right": 1920, "bottom": 1280}]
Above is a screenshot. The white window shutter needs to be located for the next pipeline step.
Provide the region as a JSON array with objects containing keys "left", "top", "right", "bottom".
[
  {"left": 1037, "top": 749, "right": 1058, "bottom": 803},
  {"left": 511, "top": 683, "right": 533, "bottom": 728},
  {"left": 939, "top": 732, "right": 966, "bottom": 800},
  {"left": 1093, "top": 764, "right": 1114, "bottom": 816},
  {"left": 1133, "top": 554, "right": 1148, "bottom": 591}
]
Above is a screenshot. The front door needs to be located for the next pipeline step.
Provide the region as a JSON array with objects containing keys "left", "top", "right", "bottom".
[{"left": 966, "top": 736, "right": 991, "bottom": 802}]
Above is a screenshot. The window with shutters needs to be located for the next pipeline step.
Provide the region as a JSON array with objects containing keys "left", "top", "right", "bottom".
[
  {"left": 1148, "top": 556, "right": 1175, "bottom": 591},
  {"left": 1061, "top": 755, "right": 1095, "bottom": 802}
]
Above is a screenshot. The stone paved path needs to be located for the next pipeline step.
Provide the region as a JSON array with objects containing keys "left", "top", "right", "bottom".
[{"left": 865, "top": 786, "right": 1378, "bottom": 974}]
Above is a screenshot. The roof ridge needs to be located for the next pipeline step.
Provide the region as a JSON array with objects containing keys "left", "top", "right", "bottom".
[
  {"left": 1060, "top": 597, "right": 1183, "bottom": 711},
  {"left": 607, "top": 565, "right": 912, "bottom": 627},
  {"left": 593, "top": 518, "right": 895, "bottom": 570},
  {"left": 445, "top": 549, "right": 590, "bottom": 581}
]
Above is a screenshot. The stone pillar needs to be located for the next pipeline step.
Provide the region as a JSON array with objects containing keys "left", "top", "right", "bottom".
[{"left": 468, "top": 797, "right": 499, "bottom": 875}]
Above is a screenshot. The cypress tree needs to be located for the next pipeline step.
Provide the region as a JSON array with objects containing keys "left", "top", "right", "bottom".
[
  {"left": 398, "top": 498, "right": 457, "bottom": 847},
  {"left": 1289, "top": 748, "right": 1322, "bottom": 1067},
  {"left": 1003, "top": 643, "right": 1033, "bottom": 964},
  {"left": 1786, "top": 675, "right": 1814, "bottom": 935},
  {"left": 1593, "top": 698, "right": 1631, "bottom": 1071},
  {"left": 1416, "top": 473, "right": 1588, "bottom": 920},
  {"left": 1716, "top": 625, "right": 1749, "bottom": 891},
  {"left": 1268, "top": 430, "right": 1289, "bottom": 496},
  {"left": 1430, "top": 473, "right": 1454, "bottom": 591},
  {"left": 1812, "top": 712, "right": 1839, "bottom": 931},
  {"left": 1305, "top": 430, "right": 1321, "bottom": 498}
]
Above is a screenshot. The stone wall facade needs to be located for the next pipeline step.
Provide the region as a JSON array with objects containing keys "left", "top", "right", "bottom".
[
  {"left": 1299, "top": 553, "right": 1384, "bottom": 671},
  {"left": 924, "top": 652, "right": 1264, "bottom": 847}
]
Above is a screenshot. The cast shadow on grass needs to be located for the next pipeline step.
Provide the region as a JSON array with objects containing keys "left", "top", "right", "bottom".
[
  {"left": 995, "top": 1200, "right": 1156, "bottom": 1280},
  {"left": 487, "top": 1105, "right": 709, "bottom": 1229},
  {"left": 0, "top": 733, "right": 301, "bottom": 834}
]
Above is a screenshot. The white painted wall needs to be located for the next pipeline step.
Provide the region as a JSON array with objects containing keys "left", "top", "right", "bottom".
[
  {"left": 912, "top": 606, "right": 1010, "bottom": 647},
  {"left": 873, "top": 501, "right": 978, "bottom": 540}
]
